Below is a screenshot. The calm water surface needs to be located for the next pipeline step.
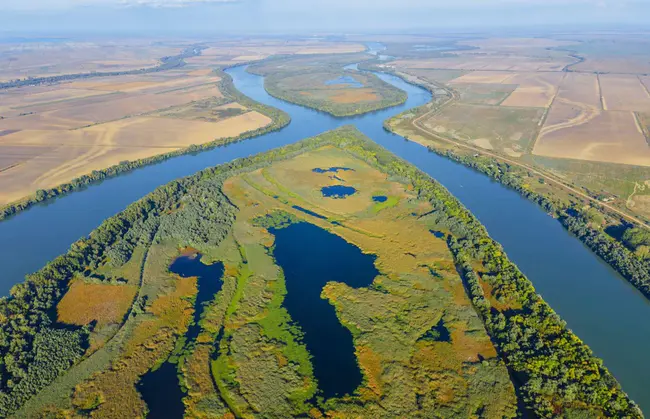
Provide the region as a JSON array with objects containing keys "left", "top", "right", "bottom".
[
  {"left": 0, "top": 55, "right": 649, "bottom": 411},
  {"left": 270, "top": 222, "right": 379, "bottom": 397},
  {"left": 137, "top": 254, "right": 224, "bottom": 418}
]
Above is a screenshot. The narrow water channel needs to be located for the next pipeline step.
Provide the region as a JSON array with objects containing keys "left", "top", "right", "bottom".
[
  {"left": 137, "top": 254, "right": 224, "bottom": 418},
  {"left": 0, "top": 53, "right": 649, "bottom": 411},
  {"left": 269, "top": 222, "right": 379, "bottom": 398}
]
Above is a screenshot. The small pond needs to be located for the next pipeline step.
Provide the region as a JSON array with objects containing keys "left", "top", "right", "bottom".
[
  {"left": 372, "top": 195, "right": 387, "bottom": 203},
  {"left": 324, "top": 75, "right": 363, "bottom": 88},
  {"left": 269, "top": 222, "right": 379, "bottom": 398},
  {"left": 312, "top": 166, "right": 355, "bottom": 174},
  {"left": 137, "top": 254, "right": 224, "bottom": 418},
  {"left": 321, "top": 185, "right": 357, "bottom": 199}
]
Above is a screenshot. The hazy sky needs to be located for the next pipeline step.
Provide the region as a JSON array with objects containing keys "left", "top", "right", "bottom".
[{"left": 1, "top": 0, "right": 649, "bottom": 35}]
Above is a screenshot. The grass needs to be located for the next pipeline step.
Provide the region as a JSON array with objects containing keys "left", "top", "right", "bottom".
[{"left": 372, "top": 195, "right": 399, "bottom": 213}]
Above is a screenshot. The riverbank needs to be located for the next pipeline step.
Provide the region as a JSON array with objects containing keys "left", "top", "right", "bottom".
[
  {"left": 382, "top": 67, "right": 650, "bottom": 302},
  {"left": 0, "top": 70, "right": 291, "bottom": 222}
]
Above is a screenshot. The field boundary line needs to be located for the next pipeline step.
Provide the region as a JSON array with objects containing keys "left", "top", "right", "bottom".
[
  {"left": 408, "top": 79, "right": 650, "bottom": 229},
  {"left": 597, "top": 74, "right": 607, "bottom": 110}
]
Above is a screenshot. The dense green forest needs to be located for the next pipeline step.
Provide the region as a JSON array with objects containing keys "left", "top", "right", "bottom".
[
  {"left": 0, "top": 126, "right": 639, "bottom": 417},
  {"left": 429, "top": 147, "right": 650, "bottom": 300},
  {"left": 0, "top": 70, "right": 290, "bottom": 223}
]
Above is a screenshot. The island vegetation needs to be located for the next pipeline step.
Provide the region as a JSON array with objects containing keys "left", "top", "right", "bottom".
[
  {"left": 0, "top": 127, "right": 639, "bottom": 418},
  {"left": 247, "top": 54, "right": 407, "bottom": 116}
]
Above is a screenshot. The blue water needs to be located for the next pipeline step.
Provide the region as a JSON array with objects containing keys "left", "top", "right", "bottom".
[
  {"left": 321, "top": 185, "right": 357, "bottom": 198},
  {"left": 325, "top": 75, "right": 363, "bottom": 88},
  {"left": 372, "top": 195, "right": 387, "bottom": 203},
  {"left": 0, "top": 59, "right": 649, "bottom": 412},
  {"left": 312, "top": 167, "right": 354, "bottom": 173},
  {"left": 137, "top": 254, "right": 223, "bottom": 419},
  {"left": 270, "top": 222, "right": 379, "bottom": 398}
]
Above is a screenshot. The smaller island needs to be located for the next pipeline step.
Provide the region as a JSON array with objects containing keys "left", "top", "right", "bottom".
[{"left": 248, "top": 54, "right": 407, "bottom": 117}]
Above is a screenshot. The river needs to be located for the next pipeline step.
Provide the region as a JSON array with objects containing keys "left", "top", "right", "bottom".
[{"left": 0, "top": 57, "right": 649, "bottom": 412}]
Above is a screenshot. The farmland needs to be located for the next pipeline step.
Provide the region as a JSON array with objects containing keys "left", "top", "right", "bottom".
[
  {"left": 0, "top": 38, "right": 369, "bottom": 209},
  {"left": 0, "top": 70, "right": 271, "bottom": 206},
  {"left": 5, "top": 127, "right": 638, "bottom": 418},
  {"left": 382, "top": 34, "right": 650, "bottom": 220}
]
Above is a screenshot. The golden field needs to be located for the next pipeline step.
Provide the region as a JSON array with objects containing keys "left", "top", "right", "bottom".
[
  {"left": 388, "top": 36, "right": 650, "bottom": 167},
  {"left": 0, "top": 71, "right": 274, "bottom": 206}
]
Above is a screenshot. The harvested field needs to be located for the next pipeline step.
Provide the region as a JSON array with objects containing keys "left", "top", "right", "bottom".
[
  {"left": 391, "top": 55, "right": 572, "bottom": 72},
  {"left": 0, "top": 88, "right": 109, "bottom": 109},
  {"left": 599, "top": 74, "right": 650, "bottom": 113},
  {"left": 449, "top": 71, "right": 515, "bottom": 84},
  {"left": 453, "top": 83, "right": 517, "bottom": 105},
  {"left": 48, "top": 85, "right": 222, "bottom": 125},
  {"left": 573, "top": 58, "right": 650, "bottom": 75},
  {"left": 556, "top": 73, "right": 602, "bottom": 109},
  {"left": 421, "top": 103, "right": 544, "bottom": 155},
  {"left": 500, "top": 73, "right": 563, "bottom": 108},
  {"left": 400, "top": 69, "right": 467, "bottom": 84},
  {"left": 534, "top": 110, "right": 650, "bottom": 166},
  {"left": 0, "top": 111, "right": 271, "bottom": 206},
  {"left": 0, "top": 42, "right": 180, "bottom": 81}
]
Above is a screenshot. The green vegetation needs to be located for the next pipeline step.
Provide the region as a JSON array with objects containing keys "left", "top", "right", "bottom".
[
  {"left": 0, "top": 126, "right": 639, "bottom": 417},
  {"left": 248, "top": 54, "right": 406, "bottom": 116}
]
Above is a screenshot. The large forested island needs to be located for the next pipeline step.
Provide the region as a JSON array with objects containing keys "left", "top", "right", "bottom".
[{"left": 0, "top": 127, "right": 639, "bottom": 418}]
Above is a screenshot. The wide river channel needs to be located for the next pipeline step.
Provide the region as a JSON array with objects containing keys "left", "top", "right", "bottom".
[{"left": 1, "top": 58, "right": 649, "bottom": 412}]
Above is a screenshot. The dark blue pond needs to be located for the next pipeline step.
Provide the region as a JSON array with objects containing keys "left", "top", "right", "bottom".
[
  {"left": 269, "top": 222, "right": 379, "bottom": 398},
  {"left": 325, "top": 75, "right": 363, "bottom": 88},
  {"left": 137, "top": 254, "right": 224, "bottom": 418},
  {"left": 312, "top": 167, "right": 354, "bottom": 174},
  {"left": 1, "top": 51, "right": 649, "bottom": 412},
  {"left": 321, "top": 185, "right": 356, "bottom": 198},
  {"left": 372, "top": 195, "right": 387, "bottom": 203}
]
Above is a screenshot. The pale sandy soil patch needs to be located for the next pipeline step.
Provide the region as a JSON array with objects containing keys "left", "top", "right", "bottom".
[
  {"left": 555, "top": 73, "right": 602, "bottom": 109},
  {"left": 573, "top": 58, "right": 650, "bottom": 75},
  {"left": 458, "top": 37, "right": 578, "bottom": 50},
  {"left": 534, "top": 110, "right": 650, "bottom": 166},
  {"left": 473, "top": 138, "right": 494, "bottom": 150},
  {"left": 449, "top": 71, "right": 515, "bottom": 84},
  {"left": 392, "top": 55, "right": 571, "bottom": 72},
  {"left": 48, "top": 85, "right": 222, "bottom": 125},
  {"left": 187, "top": 68, "right": 215, "bottom": 76},
  {"left": 500, "top": 73, "right": 563, "bottom": 108},
  {"left": 599, "top": 74, "right": 650, "bottom": 112},
  {"left": 0, "top": 88, "right": 109, "bottom": 109},
  {"left": 0, "top": 112, "right": 271, "bottom": 206}
]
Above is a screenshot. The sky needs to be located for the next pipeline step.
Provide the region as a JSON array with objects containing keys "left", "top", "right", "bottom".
[{"left": 1, "top": 0, "right": 649, "bottom": 36}]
